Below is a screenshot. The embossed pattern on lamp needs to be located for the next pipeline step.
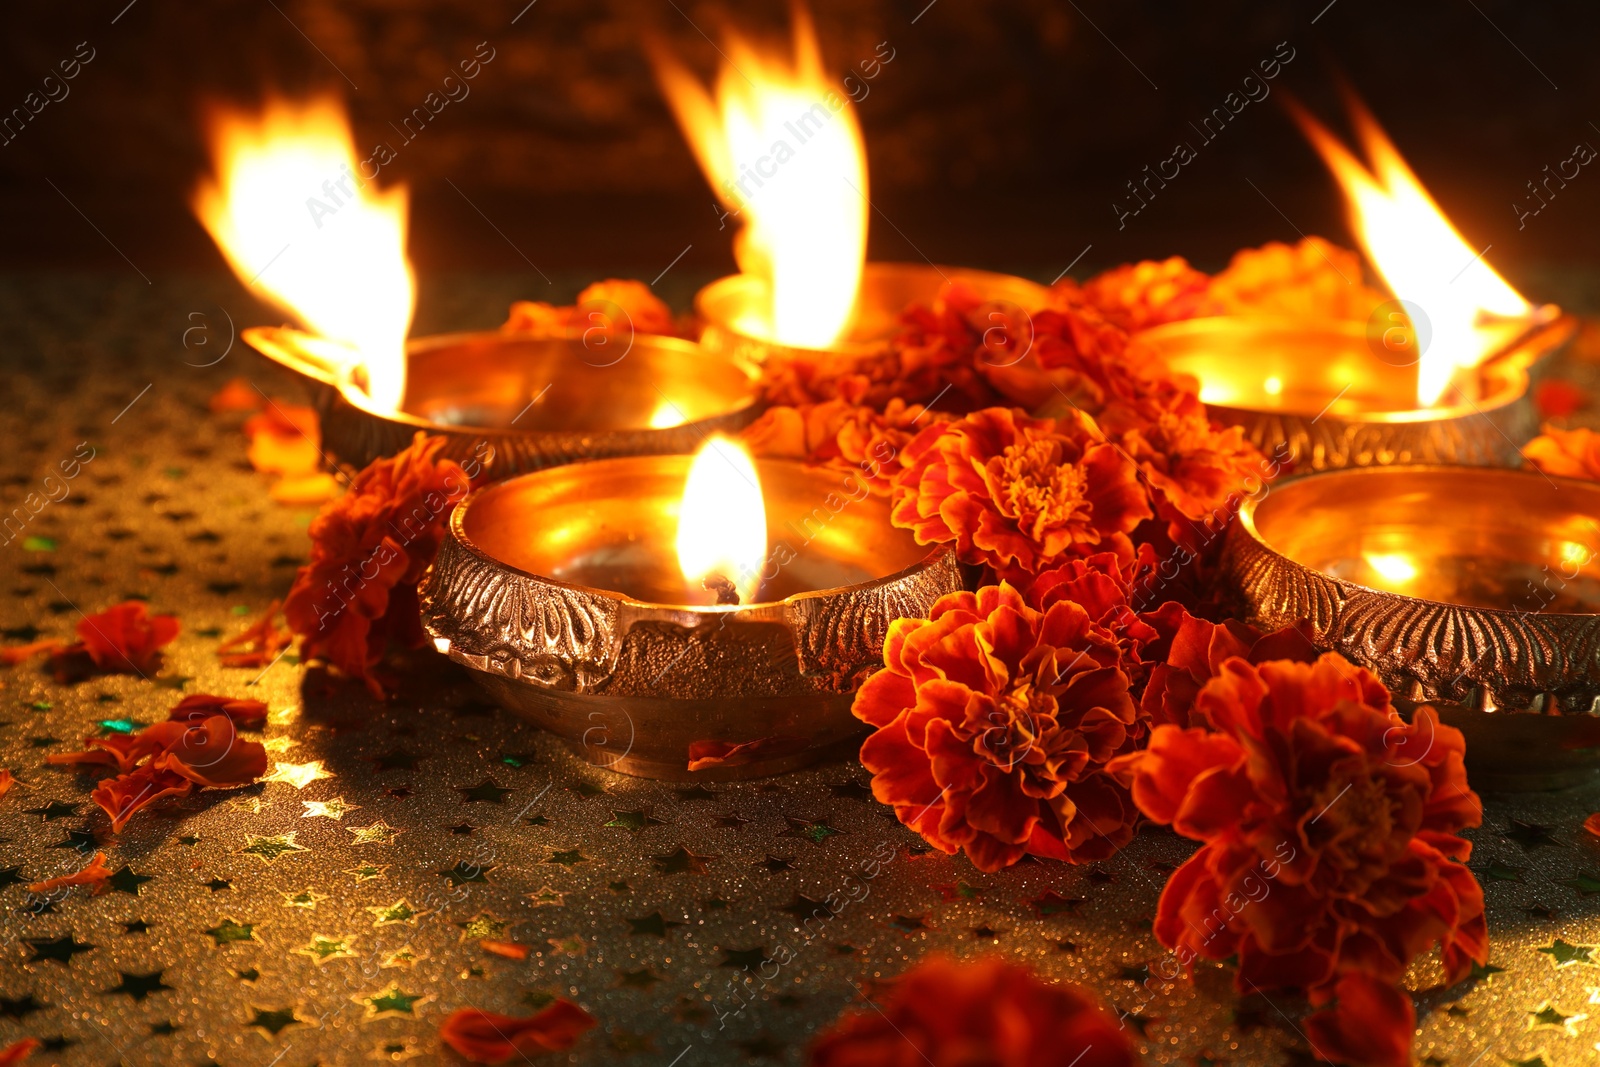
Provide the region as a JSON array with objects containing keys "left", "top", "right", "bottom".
[
  {"left": 1223, "top": 465, "right": 1600, "bottom": 790},
  {"left": 420, "top": 440, "right": 962, "bottom": 781}
]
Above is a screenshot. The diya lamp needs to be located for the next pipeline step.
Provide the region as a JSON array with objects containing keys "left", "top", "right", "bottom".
[
  {"left": 1224, "top": 464, "right": 1600, "bottom": 790},
  {"left": 420, "top": 436, "right": 961, "bottom": 780},
  {"left": 1141, "top": 94, "right": 1573, "bottom": 472},
  {"left": 651, "top": 10, "right": 1049, "bottom": 373},
  {"left": 196, "top": 97, "right": 761, "bottom": 478}
]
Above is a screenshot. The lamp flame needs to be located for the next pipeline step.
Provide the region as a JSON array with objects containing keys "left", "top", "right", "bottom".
[
  {"left": 654, "top": 6, "right": 867, "bottom": 348},
  {"left": 675, "top": 436, "right": 767, "bottom": 605},
  {"left": 193, "top": 96, "right": 416, "bottom": 411},
  {"left": 1289, "top": 94, "right": 1531, "bottom": 406}
]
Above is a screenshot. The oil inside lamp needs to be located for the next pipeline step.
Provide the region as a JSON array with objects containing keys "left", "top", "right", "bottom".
[{"left": 194, "top": 96, "right": 415, "bottom": 412}]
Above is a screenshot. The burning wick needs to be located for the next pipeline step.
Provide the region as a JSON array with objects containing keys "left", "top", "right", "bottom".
[{"left": 702, "top": 574, "right": 741, "bottom": 606}]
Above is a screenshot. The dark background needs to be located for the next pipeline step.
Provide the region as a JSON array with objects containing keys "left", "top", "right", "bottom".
[{"left": 0, "top": 0, "right": 1594, "bottom": 287}]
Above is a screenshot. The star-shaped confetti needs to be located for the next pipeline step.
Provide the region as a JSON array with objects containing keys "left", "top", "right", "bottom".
[
  {"left": 26, "top": 935, "right": 96, "bottom": 966},
  {"left": 205, "top": 919, "right": 256, "bottom": 946},
  {"left": 263, "top": 760, "right": 333, "bottom": 789},
  {"left": 301, "top": 797, "right": 358, "bottom": 820},
  {"left": 23, "top": 800, "right": 79, "bottom": 821},
  {"left": 438, "top": 860, "right": 494, "bottom": 887},
  {"left": 780, "top": 816, "right": 844, "bottom": 843},
  {"left": 457, "top": 778, "right": 512, "bottom": 804},
  {"left": 381, "top": 946, "right": 425, "bottom": 969},
  {"left": 369, "top": 1037, "right": 424, "bottom": 1061},
  {"left": 617, "top": 967, "right": 662, "bottom": 989},
  {"left": 357, "top": 986, "right": 430, "bottom": 1018},
  {"left": 715, "top": 814, "right": 752, "bottom": 830},
  {"left": 205, "top": 878, "right": 232, "bottom": 892},
  {"left": 282, "top": 888, "right": 326, "bottom": 909},
  {"left": 345, "top": 863, "right": 389, "bottom": 882},
  {"left": 0, "top": 994, "right": 45, "bottom": 1019},
  {"left": 759, "top": 854, "right": 796, "bottom": 873},
  {"left": 606, "top": 809, "right": 665, "bottom": 831},
  {"left": 627, "top": 911, "right": 685, "bottom": 937},
  {"left": 295, "top": 935, "right": 356, "bottom": 965},
  {"left": 370, "top": 749, "right": 422, "bottom": 772},
  {"left": 105, "top": 970, "right": 173, "bottom": 1001},
  {"left": 1528, "top": 1002, "right": 1586, "bottom": 1034},
  {"left": 1560, "top": 871, "right": 1600, "bottom": 896},
  {"left": 107, "top": 865, "right": 154, "bottom": 895},
  {"left": 1474, "top": 860, "right": 1527, "bottom": 882},
  {"left": 367, "top": 899, "right": 428, "bottom": 927},
  {"left": 654, "top": 846, "right": 715, "bottom": 874},
  {"left": 122, "top": 920, "right": 152, "bottom": 935},
  {"left": 547, "top": 935, "right": 588, "bottom": 956},
  {"left": 780, "top": 895, "right": 828, "bottom": 922},
  {"left": 346, "top": 821, "right": 401, "bottom": 847},
  {"left": 1538, "top": 939, "right": 1596, "bottom": 967},
  {"left": 1029, "top": 891, "right": 1083, "bottom": 918},
  {"left": 528, "top": 886, "right": 564, "bottom": 907},
  {"left": 455, "top": 913, "right": 513, "bottom": 941},
  {"left": 1503, "top": 1057, "right": 1551, "bottom": 1067},
  {"left": 1468, "top": 960, "right": 1505, "bottom": 982},
  {"left": 241, "top": 833, "right": 309, "bottom": 863},
  {"left": 547, "top": 848, "right": 588, "bottom": 867},
  {"left": 720, "top": 946, "right": 771, "bottom": 969},
  {"left": 1506, "top": 818, "right": 1558, "bottom": 849},
  {"left": 246, "top": 1006, "right": 300, "bottom": 1036}
]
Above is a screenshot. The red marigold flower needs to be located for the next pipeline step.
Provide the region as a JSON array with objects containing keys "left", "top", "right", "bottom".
[
  {"left": 853, "top": 583, "right": 1141, "bottom": 871},
  {"left": 504, "top": 279, "right": 681, "bottom": 339},
  {"left": 0, "top": 768, "right": 13, "bottom": 802},
  {"left": 1076, "top": 256, "right": 1213, "bottom": 332},
  {"left": 807, "top": 955, "right": 1136, "bottom": 1067},
  {"left": 1584, "top": 812, "right": 1600, "bottom": 839},
  {"left": 27, "top": 850, "right": 112, "bottom": 895},
  {"left": 46, "top": 721, "right": 189, "bottom": 774},
  {"left": 1304, "top": 971, "right": 1416, "bottom": 1067},
  {"left": 1109, "top": 653, "right": 1487, "bottom": 1067},
  {"left": 742, "top": 398, "right": 943, "bottom": 497},
  {"left": 71, "top": 600, "right": 179, "bottom": 675},
  {"left": 1525, "top": 423, "right": 1600, "bottom": 480},
  {"left": 91, "top": 765, "right": 195, "bottom": 834},
  {"left": 891, "top": 407, "right": 1151, "bottom": 574},
  {"left": 1139, "top": 611, "right": 1318, "bottom": 728},
  {"left": 167, "top": 693, "right": 269, "bottom": 729},
  {"left": 1102, "top": 394, "right": 1266, "bottom": 549},
  {"left": 217, "top": 600, "right": 293, "bottom": 669},
  {"left": 283, "top": 433, "right": 475, "bottom": 698},
  {"left": 155, "top": 715, "right": 269, "bottom": 788},
  {"left": 437, "top": 1002, "right": 597, "bottom": 1063},
  {"left": 1203, "top": 237, "right": 1388, "bottom": 321}
]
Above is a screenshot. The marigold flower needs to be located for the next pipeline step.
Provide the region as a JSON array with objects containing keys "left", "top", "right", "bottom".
[
  {"left": 853, "top": 583, "right": 1141, "bottom": 871},
  {"left": 1109, "top": 652, "right": 1486, "bottom": 1067},
  {"left": 46, "top": 720, "right": 188, "bottom": 773},
  {"left": 217, "top": 601, "right": 293, "bottom": 670},
  {"left": 69, "top": 600, "right": 180, "bottom": 675},
  {"left": 167, "top": 693, "right": 269, "bottom": 729},
  {"left": 283, "top": 433, "right": 474, "bottom": 697},
  {"left": 503, "top": 278, "right": 682, "bottom": 338},
  {"left": 0, "top": 768, "right": 13, "bottom": 802},
  {"left": 807, "top": 955, "right": 1136, "bottom": 1067},
  {"left": 891, "top": 407, "right": 1151, "bottom": 574},
  {"left": 0, "top": 1038, "right": 40, "bottom": 1067},
  {"left": 1204, "top": 237, "right": 1387, "bottom": 321},
  {"left": 155, "top": 715, "right": 269, "bottom": 788},
  {"left": 1022, "top": 547, "right": 1180, "bottom": 695},
  {"left": 1534, "top": 379, "right": 1586, "bottom": 419},
  {"left": 1525, "top": 423, "right": 1600, "bottom": 480},
  {"left": 1076, "top": 255, "right": 1213, "bottom": 332},
  {"left": 91, "top": 765, "right": 194, "bottom": 834},
  {"left": 742, "top": 398, "right": 943, "bottom": 496},
  {"left": 437, "top": 1002, "right": 597, "bottom": 1063}
]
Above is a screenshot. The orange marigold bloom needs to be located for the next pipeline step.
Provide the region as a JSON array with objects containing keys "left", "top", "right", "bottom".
[
  {"left": 70, "top": 600, "right": 179, "bottom": 675},
  {"left": 807, "top": 955, "right": 1136, "bottom": 1067},
  {"left": 167, "top": 693, "right": 269, "bottom": 729},
  {"left": 438, "top": 1002, "right": 597, "bottom": 1063},
  {"left": 1525, "top": 423, "right": 1600, "bottom": 480},
  {"left": 891, "top": 407, "right": 1151, "bottom": 574},
  {"left": 853, "top": 583, "right": 1141, "bottom": 871},
  {"left": 1109, "top": 653, "right": 1486, "bottom": 1067},
  {"left": 0, "top": 1038, "right": 40, "bottom": 1067},
  {"left": 91, "top": 765, "right": 194, "bottom": 834},
  {"left": 27, "top": 850, "right": 112, "bottom": 895},
  {"left": 1204, "top": 237, "right": 1387, "bottom": 321},
  {"left": 503, "top": 278, "right": 682, "bottom": 338},
  {"left": 1102, "top": 393, "right": 1267, "bottom": 548},
  {"left": 283, "top": 433, "right": 474, "bottom": 698},
  {"left": 155, "top": 715, "right": 269, "bottom": 788},
  {"left": 1076, "top": 255, "right": 1212, "bottom": 332},
  {"left": 244, "top": 401, "right": 322, "bottom": 477},
  {"left": 0, "top": 768, "right": 13, "bottom": 802},
  {"left": 742, "top": 398, "right": 943, "bottom": 496},
  {"left": 1534, "top": 379, "right": 1586, "bottom": 419},
  {"left": 46, "top": 720, "right": 188, "bottom": 774},
  {"left": 217, "top": 601, "right": 293, "bottom": 670}
]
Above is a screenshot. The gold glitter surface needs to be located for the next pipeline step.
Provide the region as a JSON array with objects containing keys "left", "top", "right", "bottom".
[{"left": 1, "top": 278, "right": 1599, "bottom": 1065}]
